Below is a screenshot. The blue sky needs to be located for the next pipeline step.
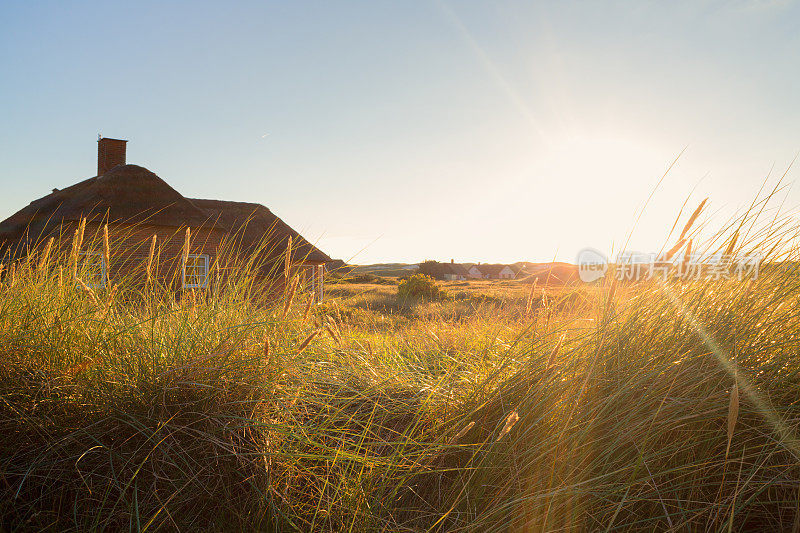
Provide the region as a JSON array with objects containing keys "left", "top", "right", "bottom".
[{"left": 2, "top": 1, "right": 799, "bottom": 264}]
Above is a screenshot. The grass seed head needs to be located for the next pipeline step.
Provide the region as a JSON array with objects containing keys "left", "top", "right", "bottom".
[
  {"left": 76, "top": 278, "right": 100, "bottom": 306},
  {"left": 38, "top": 237, "right": 53, "bottom": 271},
  {"left": 525, "top": 278, "right": 539, "bottom": 319},
  {"left": 77, "top": 217, "right": 86, "bottom": 250},
  {"left": 71, "top": 216, "right": 87, "bottom": 279},
  {"left": 284, "top": 236, "right": 292, "bottom": 280},
  {"left": 182, "top": 227, "right": 191, "bottom": 270},
  {"left": 664, "top": 238, "right": 687, "bottom": 261},
  {"left": 302, "top": 293, "right": 314, "bottom": 320},
  {"left": 324, "top": 317, "right": 341, "bottom": 345},
  {"left": 102, "top": 224, "right": 110, "bottom": 286},
  {"left": 70, "top": 228, "right": 80, "bottom": 279},
  {"left": 282, "top": 275, "right": 299, "bottom": 318},
  {"left": 297, "top": 328, "right": 320, "bottom": 353},
  {"left": 451, "top": 421, "right": 475, "bottom": 444},
  {"left": 497, "top": 410, "right": 519, "bottom": 442},
  {"left": 725, "top": 229, "right": 740, "bottom": 257},
  {"left": 679, "top": 198, "right": 707, "bottom": 241}
]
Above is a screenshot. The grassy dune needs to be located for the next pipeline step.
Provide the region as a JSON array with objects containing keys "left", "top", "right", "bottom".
[{"left": 2, "top": 204, "right": 800, "bottom": 531}]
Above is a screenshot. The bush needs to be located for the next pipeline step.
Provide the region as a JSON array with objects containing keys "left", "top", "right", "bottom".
[
  {"left": 417, "top": 260, "right": 445, "bottom": 279},
  {"left": 397, "top": 273, "right": 447, "bottom": 299}
]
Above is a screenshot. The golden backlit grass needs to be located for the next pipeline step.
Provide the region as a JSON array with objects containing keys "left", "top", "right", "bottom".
[{"left": 2, "top": 196, "right": 800, "bottom": 530}]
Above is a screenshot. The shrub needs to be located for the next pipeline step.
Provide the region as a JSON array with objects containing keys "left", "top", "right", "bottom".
[
  {"left": 417, "top": 260, "right": 445, "bottom": 279},
  {"left": 397, "top": 273, "right": 447, "bottom": 299}
]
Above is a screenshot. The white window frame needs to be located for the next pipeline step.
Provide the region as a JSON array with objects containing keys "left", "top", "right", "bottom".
[
  {"left": 309, "top": 264, "right": 324, "bottom": 303},
  {"left": 78, "top": 251, "right": 106, "bottom": 289},
  {"left": 183, "top": 254, "right": 210, "bottom": 289}
]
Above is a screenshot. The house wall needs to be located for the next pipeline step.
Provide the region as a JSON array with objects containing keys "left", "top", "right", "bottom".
[
  {"left": 10, "top": 221, "right": 328, "bottom": 300},
  {"left": 468, "top": 266, "right": 484, "bottom": 279},
  {"left": 499, "top": 267, "right": 515, "bottom": 279},
  {"left": 76, "top": 222, "right": 225, "bottom": 285},
  {"left": 40, "top": 221, "right": 229, "bottom": 290}
]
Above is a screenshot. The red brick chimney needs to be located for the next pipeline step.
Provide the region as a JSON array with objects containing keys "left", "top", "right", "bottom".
[{"left": 97, "top": 137, "right": 128, "bottom": 175}]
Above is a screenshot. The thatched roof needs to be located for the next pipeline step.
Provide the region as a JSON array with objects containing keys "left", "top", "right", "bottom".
[
  {"left": 441, "top": 263, "right": 470, "bottom": 277},
  {"left": 473, "top": 264, "right": 513, "bottom": 277},
  {"left": 0, "top": 165, "right": 212, "bottom": 246},
  {"left": 0, "top": 164, "right": 330, "bottom": 263},
  {"left": 190, "top": 199, "right": 330, "bottom": 264}
]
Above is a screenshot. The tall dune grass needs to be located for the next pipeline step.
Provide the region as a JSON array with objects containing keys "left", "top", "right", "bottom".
[{"left": 2, "top": 195, "right": 800, "bottom": 530}]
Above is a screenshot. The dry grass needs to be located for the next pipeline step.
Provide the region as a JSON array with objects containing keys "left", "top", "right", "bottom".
[{"left": 2, "top": 190, "right": 800, "bottom": 530}]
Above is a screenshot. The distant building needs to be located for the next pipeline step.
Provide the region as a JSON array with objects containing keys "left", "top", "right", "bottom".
[
  {"left": 468, "top": 264, "right": 516, "bottom": 280},
  {"left": 467, "top": 264, "right": 482, "bottom": 279},
  {"left": 442, "top": 260, "right": 469, "bottom": 281}
]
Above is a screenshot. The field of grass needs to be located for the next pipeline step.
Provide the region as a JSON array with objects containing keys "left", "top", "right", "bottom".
[
  {"left": 348, "top": 263, "right": 420, "bottom": 277},
  {"left": 3, "top": 204, "right": 800, "bottom": 531}
]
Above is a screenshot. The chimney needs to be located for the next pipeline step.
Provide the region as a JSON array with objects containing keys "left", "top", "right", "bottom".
[{"left": 97, "top": 137, "right": 128, "bottom": 175}]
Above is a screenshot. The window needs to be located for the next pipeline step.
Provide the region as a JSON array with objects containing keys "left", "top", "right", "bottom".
[
  {"left": 183, "top": 254, "right": 209, "bottom": 288},
  {"left": 310, "top": 264, "right": 324, "bottom": 303},
  {"left": 78, "top": 251, "right": 105, "bottom": 288}
]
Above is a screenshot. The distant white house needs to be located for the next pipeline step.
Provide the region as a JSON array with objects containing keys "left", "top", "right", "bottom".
[
  {"left": 469, "top": 264, "right": 516, "bottom": 280},
  {"left": 498, "top": 266, "right": 516, "bottom": 279},
  {"left": 468, "top": 265, "right": 484, "bottom": 279}
]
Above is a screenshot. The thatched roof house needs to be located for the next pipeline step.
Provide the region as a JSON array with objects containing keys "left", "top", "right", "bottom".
[
  {"left": 441, "top": 262, "right": 469, "bottom": 281},
  {"left": 468, "top": 264, "right": 516, "bottom": 280},
  {"left": 0, "top": 138, "right": 331, "bottom": 297}
]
